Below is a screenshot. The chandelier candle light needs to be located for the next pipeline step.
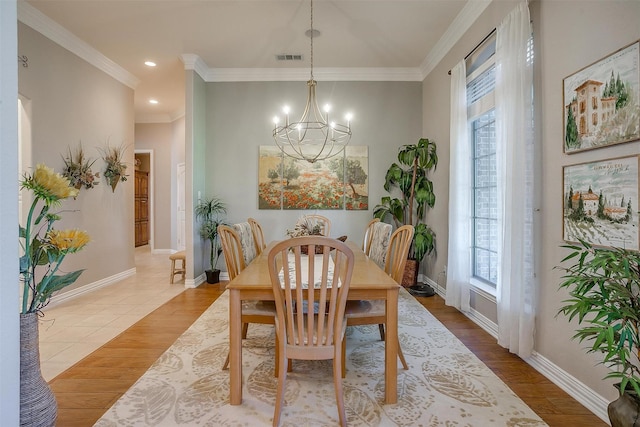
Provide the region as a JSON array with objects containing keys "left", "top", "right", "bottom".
[{"left": 272, "top": 0, "right": 353, "bottom": 163}]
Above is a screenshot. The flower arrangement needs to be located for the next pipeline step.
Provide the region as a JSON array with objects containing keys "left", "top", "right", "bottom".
[
  {"left": 99, "top": 143, "right": 129, "bottom": 192},
  {"left": 61, "top": 144, "right": 99, "bottom": 190},
  {"left": 19, "top": 164, "right": 90, "bottom": 314},
  {"left": 286, "top": 216, "right": 323, "bottom": 238}
]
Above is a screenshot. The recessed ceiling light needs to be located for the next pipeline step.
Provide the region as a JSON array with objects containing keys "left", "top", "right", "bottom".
[
  {"left": 149, "top": 99, "right": 159, "bottom": 104},
  {"left": 144, "top": 61, "right": 157, "bottom": 67}
]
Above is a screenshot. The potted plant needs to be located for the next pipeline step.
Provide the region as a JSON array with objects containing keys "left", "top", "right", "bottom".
[
  {"left": 195, "top": 196, "right": 227, "bottom": 283},
  {"left": 99, "top": 143, "right": 129, "bottom": 192},
  {"left": 19, "top": 164, "right": 90, "bottom": 426},
  {"left": 557, "top": 239, "right": 640, "bottom": 427},
  {"left": 373, "top": 138, "right": 437, "bottom": 295}
]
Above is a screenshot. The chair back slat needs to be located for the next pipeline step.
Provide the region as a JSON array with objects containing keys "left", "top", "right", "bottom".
[
  {"left": 218, "top": 225, "right": 246, "bottom": 280},
  {"left": 248, "top": 217, "right": 267, "bottom": 255},
  {"left": 384, "top": 225, "right": 414, "bottom": 283},
  {"left": 302, "top": 214, "right": 331, "bottom": 237},
  {"left": 362, "top": 218, "right": 381, "bottom": 255}
]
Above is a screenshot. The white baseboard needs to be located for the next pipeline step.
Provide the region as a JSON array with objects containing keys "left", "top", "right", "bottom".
[
  {"left": 526, "top": 352, "right": 610, "bottom": 424},
  {"left": 152, "top": 248, "right": 174, "bottom": 255},
  {"left": 420, "top": 276, "right": 610, "bottom": 425},
  {"left": 47, "top": 268, "right": 136, "bottom": 308}
]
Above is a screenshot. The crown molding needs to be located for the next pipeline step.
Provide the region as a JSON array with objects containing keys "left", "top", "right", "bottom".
[
  {"left": 180, "top": 54, "right": 209, "bottom": 81},
  {"left": 17, "top": 2, "right": 139, "bottom": 89},
  {"left": 180, "top": 56, "right": 423, "bottom": 82},
  {"left": 420, "top": 0, "right": 493, "bottom": 79}
]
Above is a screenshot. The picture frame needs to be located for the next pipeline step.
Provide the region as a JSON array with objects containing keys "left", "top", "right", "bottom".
[
  {"left": 562, "top": 155, "right": 639, "bottom": 250},
  {"left": 562, "top": 40, "right": 639, "bottom": 154},
  {"left": 257, "top": 145, "right": 368, "bottom": 210}
]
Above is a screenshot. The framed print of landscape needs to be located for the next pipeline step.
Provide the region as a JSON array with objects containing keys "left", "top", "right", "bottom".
[
  {"left": 563, "top": 40, "right": 639, "bottom": 154},
  {"left": 563, "top": 155, "right": 639, "bottom": 250},
  {"left": 257, "top": 146, "right": 368, "bottom": 210}
]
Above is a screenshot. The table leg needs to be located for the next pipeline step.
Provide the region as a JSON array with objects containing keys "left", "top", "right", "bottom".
[
  {"left": 229, "top": 289, "right": 243, "bottom": 405},
  {"left": 385, "top": 289, "right": 398, "bottom": 404}
]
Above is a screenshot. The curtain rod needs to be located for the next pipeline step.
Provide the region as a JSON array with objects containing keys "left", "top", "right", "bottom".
[{"left": 447, "top": 28, "right": 496, "bottom": 75}]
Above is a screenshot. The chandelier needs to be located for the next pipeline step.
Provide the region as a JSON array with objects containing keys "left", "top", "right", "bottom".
[{"left": 272, "top": 0, "right": 353, "bottom": 163}]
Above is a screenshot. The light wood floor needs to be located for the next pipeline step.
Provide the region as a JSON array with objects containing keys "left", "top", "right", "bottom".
[{"left": 49, "top": 284, "right": 607, "bottom": 427}]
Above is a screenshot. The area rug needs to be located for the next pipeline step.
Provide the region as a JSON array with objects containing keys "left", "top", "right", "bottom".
[{"left": 95, "top": 289, "right": 548, "bottom": 426}]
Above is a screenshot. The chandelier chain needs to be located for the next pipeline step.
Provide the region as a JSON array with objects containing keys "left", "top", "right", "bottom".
[{"left": 310, "top": 0, "right": 314, "bottom": 80}]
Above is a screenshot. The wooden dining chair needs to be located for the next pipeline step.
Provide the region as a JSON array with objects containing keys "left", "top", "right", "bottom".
[
  {"left": 268, "top": 236, "right": 354, "bottom": 427},
  {"left": 248, "top": 217, "right": 267, "bottom": 255},
  {"left": 362, "top": 217, "right": 380, "bottom": 255},
  {"left": 367, "top": 221, "right": 392, "bottom": 268},
  {"left": 302, "top": 214, "right": 331, "bottom": 236},
  {"left": 344, "top": 224, "right": 414, "bottom": 375},
  {"left": 218, "top": 224, "right": 277, "bottom": 371}
]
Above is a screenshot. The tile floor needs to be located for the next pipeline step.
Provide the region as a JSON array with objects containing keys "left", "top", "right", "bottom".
[{"left": 39, "top": 245, "right": 186, "bottom": 381}]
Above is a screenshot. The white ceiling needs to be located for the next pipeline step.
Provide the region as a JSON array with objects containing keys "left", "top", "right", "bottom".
[{"left": 22, "top": 0, "right": 489, "bottom": 122}]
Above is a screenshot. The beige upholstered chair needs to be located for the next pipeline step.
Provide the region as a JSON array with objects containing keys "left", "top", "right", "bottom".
[
  {"left": 218, "top": 224, "right": 276, "bottom": 371},
  {"left": 268, "top": 236, "right": 354, "bottom": 427},
  {"left": 302, "top": 214, "right": 331, "bottom": 236},
  {"left": 169, "top": 251, "right": 186, "bottom": 284},
  {"left": 362, "top": 218, "right": 380, "bottom": 255},
  {"left": 367, "top": 221, "right": 392, "bottom": 269},
  {"left": 344, "top": 224, "right": 414, "bottom": 375},
  {"left": 248, "top": 217, "right": 267, "bottom": 255}
]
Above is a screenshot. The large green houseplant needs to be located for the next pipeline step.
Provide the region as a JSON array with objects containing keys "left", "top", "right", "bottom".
[
  {"left": 557, "top": 240, "right": 640, "bottom": 426},
  {"left": 195, "top": 196, "right": 227, "bottom": 284},
  {"left": 373, "top": 138, "right": 437, "bottom": 294}
]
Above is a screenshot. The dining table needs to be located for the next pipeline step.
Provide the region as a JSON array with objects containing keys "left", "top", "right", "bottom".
[{"left": 226, "top": 239, "right": 401, "bottom": 405}]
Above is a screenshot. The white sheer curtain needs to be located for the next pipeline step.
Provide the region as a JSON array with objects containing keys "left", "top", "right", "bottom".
[
  {"left": 495, "top": 1, "right": 536, "bottom": 357},
  {"left": 445, "top": 60, "right": 471, "bottom": 313}
]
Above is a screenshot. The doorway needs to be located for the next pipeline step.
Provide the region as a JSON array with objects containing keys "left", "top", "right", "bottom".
[{"left": 134, "top": 150, "right": 153, "bottom": 249}]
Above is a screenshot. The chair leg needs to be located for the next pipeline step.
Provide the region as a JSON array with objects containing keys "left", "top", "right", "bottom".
[
  {"left": 273, "top": 349, "right": 287, "bottom": 426},
  {"left": 170, "top": 259, "right": 176, "bottom": 284},
  {"left": 341, "top": 336, "right": 346, "bottom": 378},
  {"left": 378, "top": 324, "right": 385, "bottom": 341},
  {"left": 333, "top": 346, "right": 347, "bottom": 427},
  {"left": 380, "top": 325, "right": 409, "bottom": 370},
  {"left": 223, "top": 323, "right": 249, "bottom": 371}
]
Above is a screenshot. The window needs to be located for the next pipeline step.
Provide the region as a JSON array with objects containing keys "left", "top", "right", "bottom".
[{"left": 466, "top": 34, "right": 498, "bottom": 289}]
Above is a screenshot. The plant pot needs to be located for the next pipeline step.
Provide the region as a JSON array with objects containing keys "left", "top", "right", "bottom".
[
  {"left": 401, "top": 259, "right": 419, "bottom": 287},
  {"left": 20, "top": 313, "right": 57, "bottom": 427},
  {"left": 609, "top": 384, "right": 640, "bottom": 427},
  {"left": 206, "top": 269, "right": 221, "bottom": 284}
]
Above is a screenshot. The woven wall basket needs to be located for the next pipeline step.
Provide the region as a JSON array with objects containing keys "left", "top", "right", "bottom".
[{"left": 20, "top": 313, "right": 57, "bottom": 427}]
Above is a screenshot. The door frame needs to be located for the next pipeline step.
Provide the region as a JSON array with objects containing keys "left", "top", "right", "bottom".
[{"left": 134, "top": 149, "right": 154, "bottom": 250}]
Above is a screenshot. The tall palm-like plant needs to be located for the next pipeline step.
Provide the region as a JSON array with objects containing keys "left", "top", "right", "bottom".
[
  {"left": 374, "top": 138, "right": 438, "bottom": 267},
  {"left": 195, "top": 197, "right": 227, "bottom": 274}
]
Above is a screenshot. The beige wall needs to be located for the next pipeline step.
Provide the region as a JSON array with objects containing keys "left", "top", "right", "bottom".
[
  {"left": 422, "top": 0, "right": 640, "bottom": 402},
  {"left": 18, "top": 22, "right": 135, "bottom": 293}
]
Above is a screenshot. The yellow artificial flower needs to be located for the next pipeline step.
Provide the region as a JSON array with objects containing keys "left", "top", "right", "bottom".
[
  {"left": 28, "top": 163, "right": 79, "bottom": 202},
  {"left": 47, "top": 229, "right": 91, "bottom": 252}
]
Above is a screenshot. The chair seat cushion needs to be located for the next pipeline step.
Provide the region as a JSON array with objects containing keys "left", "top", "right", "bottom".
[
  {"left": 344, "top": 300, "right": 385, "bottom": 318},
  {"left": 242, "top": 300, "right": 276, "bottom": 316}
]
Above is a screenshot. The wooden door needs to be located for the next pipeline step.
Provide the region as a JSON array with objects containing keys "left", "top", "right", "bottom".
[{"left": 134, "top": 170, "right": 149, "bottom": 247}]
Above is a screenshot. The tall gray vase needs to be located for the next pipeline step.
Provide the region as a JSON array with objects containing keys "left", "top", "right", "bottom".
[{"left": 20, "top": 313, "right": 57, "bottom": 427}]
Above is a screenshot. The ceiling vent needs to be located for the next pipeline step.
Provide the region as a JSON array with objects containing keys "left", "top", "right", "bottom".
[{"left": 276, "top": 54, "right": 303, "bottom": 61}]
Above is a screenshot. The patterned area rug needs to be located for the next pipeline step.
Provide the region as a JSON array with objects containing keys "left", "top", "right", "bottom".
[{"left": 95, "top": 289, "right": 548, "bottom": 426}]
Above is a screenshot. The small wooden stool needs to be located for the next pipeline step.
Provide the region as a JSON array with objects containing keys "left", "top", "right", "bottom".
[{"left": 169, "top": 251, "right": 186, "bottom": 284}]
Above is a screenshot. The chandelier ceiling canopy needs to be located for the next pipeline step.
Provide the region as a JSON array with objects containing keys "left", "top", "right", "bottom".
[{"left": 272, "top": 0, "right": 353, "bottom": 164}]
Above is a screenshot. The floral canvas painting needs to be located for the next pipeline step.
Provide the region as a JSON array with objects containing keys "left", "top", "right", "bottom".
[
  {"left": 563, "top": 41, "right": 640, "bottom": 153},
  {"left": 258, "top": 146, "right": 368, "bottom": 210},
  {"left": 563, "top": 155, "right": 639, "bottom": 250}
]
